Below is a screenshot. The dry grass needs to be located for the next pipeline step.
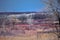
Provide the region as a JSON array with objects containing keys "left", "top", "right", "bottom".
[
  {"left": 0, "top": 35, "right": 37, "bottom": 40},
  {"left": 0, "top": 33, "right": 59, "bottom": 40},
  {"left": 37, "top": 33, "right": 58, "bottom": 40}
]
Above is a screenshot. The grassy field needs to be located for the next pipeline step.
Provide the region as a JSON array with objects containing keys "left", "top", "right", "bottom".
[
  {"left": 0, "top": 33, "right": 59, "bottom": 40},
  {"left": 0, "top": 35, "right": 37, "bottom": 40}
]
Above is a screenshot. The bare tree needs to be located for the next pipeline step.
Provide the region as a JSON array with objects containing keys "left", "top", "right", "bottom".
[{"left": 41, "top": 0, "right": 60, "bottom": 39}]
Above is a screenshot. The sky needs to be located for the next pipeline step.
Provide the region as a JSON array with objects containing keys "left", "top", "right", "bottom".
[{"left": 0, "top": 0, "right": 45, "bottom": 12}]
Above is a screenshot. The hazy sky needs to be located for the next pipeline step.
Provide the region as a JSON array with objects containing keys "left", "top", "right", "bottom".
[{"left": 0, "top": 0, "right": 45, "bottom": 12}]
